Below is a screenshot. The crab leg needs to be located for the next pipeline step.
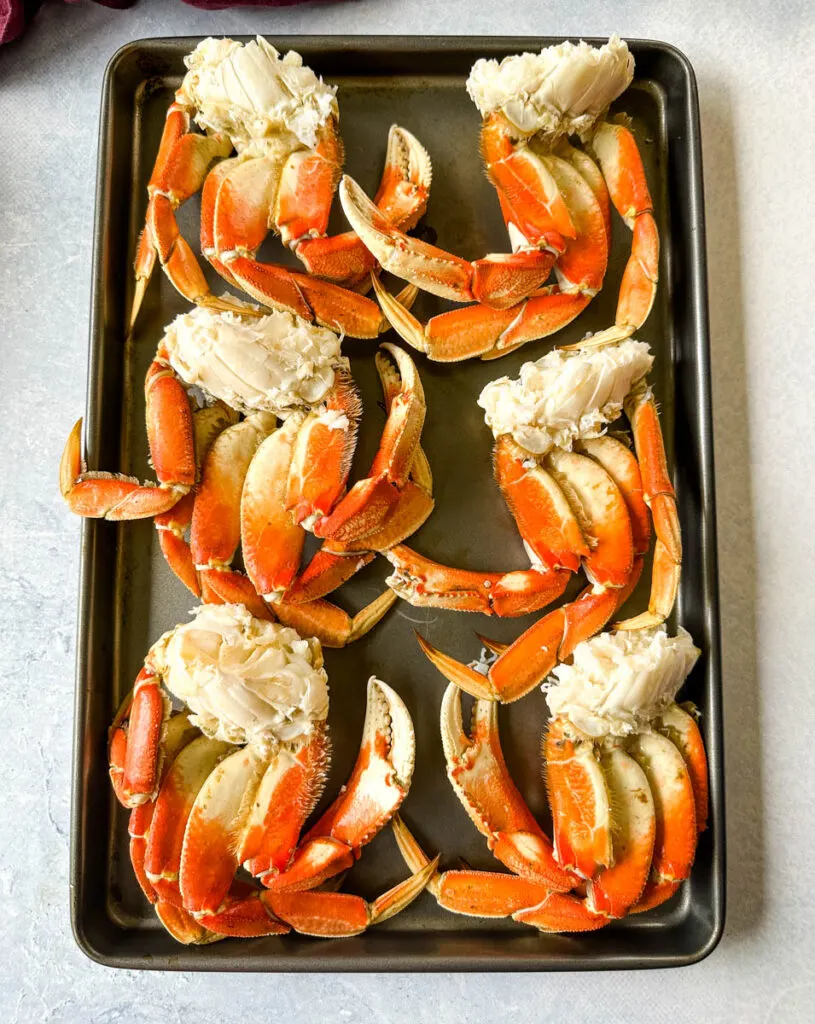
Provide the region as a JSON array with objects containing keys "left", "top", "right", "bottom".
[
  {"left": 385, "top": 544, "right": 571, "bottom": 617},
  {"left": 657, "top": 704, "right": 709, "bottom": 833},
  {"left": 260, "top": 859, "right": 437, "bottom": 938},
  {"left": 124, "top": 712, "right": 200, "bottom": 904},
  {"left": 627, "top": 730, "right": 698, "bottom": 910},
  {"left": 131, "top": 96, "right": 236, "bottom": 329},
  {"left": 616, "top": 383, "right": 681, "bottom": 629},
  {"left": 295, "top": 125, "right": 433, "bottom": 290},
  {"left": 591, "top": 122, "right": 659, "bottom": 338},
  {"left": 155, "top": 402, "right": 239, "bottom": 595},
  {"left": 417, "top": 581, "right": 620, "bottom": 704},
  {"left": 480, "top": 112, "right": 576, "bottom": 250},
  {"left": 108, "top": 666, "right": 171, "bottom": 806},
  {"left": 285, "top": 369, "right": 362, "bottom": 528},
  {"left": 61, "top": 349, "right": 197, "bottom": 521},
  {"left": 341, "top": 175, "right": 556, "bottom": 310},
  {"left": 393, "top": 815, "right": 606, "bottom": 932}
]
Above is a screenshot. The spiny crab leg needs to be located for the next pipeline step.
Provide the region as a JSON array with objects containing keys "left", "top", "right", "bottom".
[
  {"left": 385, "top": 544, "right": 571, "bottom": 617},
  {"left": 439, "top": 685, "right": 575, "bottom": 888},
  {"left": 130, "top": 94, "right": 249, "bottom": 331},
  {"left": 60, "top": 338, "right": 211, "bottom": 521},
  {"left": 154, "top": 402, "right": 239, "bottom": 596},
  {"left": 312, "top": 344, "right": 433, "bottom": 548}
]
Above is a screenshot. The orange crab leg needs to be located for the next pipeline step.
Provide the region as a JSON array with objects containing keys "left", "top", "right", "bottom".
[
  {"left": 108, "top": 667, "right": 171, "bottom": 807},
  {"left": 439, "top": 685, "right": 575, "bottom": 889},
  {"left": 241, "top": 413, "right": 308, "bottom": 599},
  {"left": 591, "top": 122, "right": 659, "bottom": 336},
  {"left": 417, "top": 582, "right": 620, "bottom": 704},
  {"left": 481, "top": 112, "right": 575, "bottom": 248},
  {"left": 313, "top": 344, "right": 430, "bottom": 545},
  {"left": 154, "top": 402, "right": 238, "bottom": 595},
  {"left": 393, "top": 815, "right": 606, "bottom": 933},
  {"left": 544, "top": 717, "right": 612, "bottom": 877},
  {"left": 586, "top": 747, "right": 655, "bottom": 916},
  {"left": 131, "top": 97, "right": 234, "bottom": 327},
  {"left": 628, "top": 731, "right": 698, "bottom": 888},
  {"left": 155, "top": 492, "right": 199, "bottom": 595},
  {"left": 145, "top": 735, "right": 234, "bottom": 906},
  {"left": 616, "top": 384, "right": 681, "bottom": 629},
  {"left": 341, "top": 175, "right": 555, "bottom": 309},
  {"left": 658, "top": 704, "right": 709, "bottom": 833},
  {"left": 546, "top": 449, "right": 634, "bottom": 589},
  {"left": 261, "top": 858, "right": 438, "bottom": 938},
  {"left": 61, "top": 351, "right": 196, "bottom": 521},
  {"left": 493, "top": 436, "right": 588, "bottom": 574},
  {"left": 385, "top": 544, "right": 571, "bottom": 617}
]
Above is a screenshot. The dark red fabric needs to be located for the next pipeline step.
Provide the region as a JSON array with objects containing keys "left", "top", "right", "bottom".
[
  {"left": 0, "top": 0, "right": 316, "bottom": 45},
  {"left": 0, "top": 0, "right": 28, "bottom": 43},
  {"left": 181, "top": 0, "right": 310, "bottom": 7}
]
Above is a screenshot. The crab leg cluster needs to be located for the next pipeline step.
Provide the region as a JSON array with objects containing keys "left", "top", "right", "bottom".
[
  {"left": 394, "top": 627, "right": 708, "bottom": 933},
  {"left": 341, "top": 35, "right": 658, "bottom": 360},
  {"left": 390, "top": 336, "right": 680, "bottom": 701},
  {"left": 61, "top": 305, "right": 433, "bottom": 648},
  {"left": 132, "top": 37, "right": 432, "bottom": 339},
  {"left": 109, "top": 605, "right": 435, "bottom": 943}
]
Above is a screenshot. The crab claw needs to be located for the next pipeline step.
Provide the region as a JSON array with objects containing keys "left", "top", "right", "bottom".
[
  {"left": 268, "top": 678, "right": 416, "bottom": 892},
  {"left": 440, "top": 684, "right": 575, "bottom": 890},
  {"left": 341, "top": 175, "right": 553, "bottom": 310},
  {"left": 313, "top": 344, "right": 431, "bottom": 546},
  {"left": 296, "top": 125, "right": 433, "bottom": 290}
]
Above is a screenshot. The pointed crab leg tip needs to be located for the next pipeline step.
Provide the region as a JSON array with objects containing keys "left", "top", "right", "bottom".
[
  {"left": 474, "top": 632, "right": 508, "bottom": 656},
  {"left": 613, "top": 610, "right": 666, "bottom": 631},
  {"left": 389, "top": 813, "right": 441, "bottom": 895},
  {"left": 371, "top": 275, "right": 427, "bottom": 351},
  {"left": 60, "top": 418, "right": 85, "bottom": 496},
  {"left": 414, "top": 633, "right": 499, "bottom": 700},
  {"left": 370, "top": 854, "right": 442, "bottom": 925}
]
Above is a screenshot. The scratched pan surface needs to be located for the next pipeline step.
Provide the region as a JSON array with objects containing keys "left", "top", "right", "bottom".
[{"left": 71, "top": 37, "right": 723, "bottom": 971}]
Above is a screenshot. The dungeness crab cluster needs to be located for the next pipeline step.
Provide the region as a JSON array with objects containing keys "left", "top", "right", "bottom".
[{"left": 61, "top": 34, "right": 707, "bottom": 944}]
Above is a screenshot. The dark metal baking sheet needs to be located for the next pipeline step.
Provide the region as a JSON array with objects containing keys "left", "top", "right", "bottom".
[{"left": 71, "top": 36, "right": 724, "bottom": 971}]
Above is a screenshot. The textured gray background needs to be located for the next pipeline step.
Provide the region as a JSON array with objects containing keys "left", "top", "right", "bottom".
[{"left": 1, "top": 1, "right": 812, "bottom": 1021}]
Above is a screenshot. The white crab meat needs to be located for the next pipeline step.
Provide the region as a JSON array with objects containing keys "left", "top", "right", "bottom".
[
  {"left": 178, "top": 36, "right": 338, "bottom": 152},
  {"left": 466, "top": 35, "right": 633, "bottom": 138},
  {"left": 163, "top": 305, "right": 345, "bottom": 415},
  {"left": 150, "top": 603, "right": 329, "bottom": 752},
  {"left": 477, "top": 338, "right": 653, "bottom": 455},
  {"left": 544, "top": 627, "right": 700, "bottom": 738}
]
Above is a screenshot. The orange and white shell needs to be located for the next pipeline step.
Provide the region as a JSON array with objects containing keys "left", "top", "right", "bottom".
[
  {"left": 466, "top": 35, "right": 633, "bottom": 139},
  {"left": 148, "top": 603, "right": 329, "bottom": 753},
  {"left": 178, "top": 36, "right": 338, "bottom": 152},
  {"left": 477, "top": 338, "right": 653, "bottom": 455},
  {"left": 544, "top": 626, "right": 700, "bottom": 738},
  {"left": 162, "top": 305, "right": 345, "bottom": 415}
]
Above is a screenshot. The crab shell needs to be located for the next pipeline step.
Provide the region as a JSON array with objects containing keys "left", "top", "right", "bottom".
[{"left": 466, "top": 35, "right": 634, "bottom": 139}]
